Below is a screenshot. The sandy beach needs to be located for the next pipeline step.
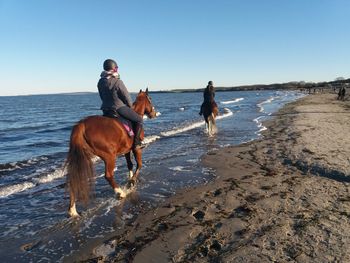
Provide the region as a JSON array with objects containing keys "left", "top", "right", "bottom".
[{"left": 71, "top": 92, "right": 350, "bottom": 263}]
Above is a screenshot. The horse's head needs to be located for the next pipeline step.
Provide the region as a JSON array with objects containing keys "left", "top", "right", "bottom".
[{"left": 133, "top": 88, "right": 157, "bottom": 119}]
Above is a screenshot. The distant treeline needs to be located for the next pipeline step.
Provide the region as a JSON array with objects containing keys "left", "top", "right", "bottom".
[{"left": 151, "top": 78, "right": 350, "bottom": 93}]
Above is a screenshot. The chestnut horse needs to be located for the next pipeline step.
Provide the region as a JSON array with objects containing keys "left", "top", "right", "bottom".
[
  {"left": 202, "top": 99, "right": 219, "bottom": 136},
  {"left": 66, "top": 89, "right": 156, "bottom": 217}
]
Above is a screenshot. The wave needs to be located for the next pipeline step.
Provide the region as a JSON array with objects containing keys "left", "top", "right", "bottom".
[
  {"left": 0, "top": 182, "right": 36, "bottom": 198},
  {"left": 143, "top": 111, "right": 162, "bottom": 120},
  {"left": 143, "top": 135, "right": 161, "bottom": 144},
  {"left": 257, "top": 96, "right": 280, "bottom": 113},
  {"left": 160, "top": 109, "right": 233, "bottom": 137},
  {"left": 257, "top": 126, "right": 267, "bottom": 133},
  {"left": 217, "top": 108, "right": 234, "bottom": 120},
  {"left": 0, "top": 166, "right": 66, "bottom": 198},
  {"left": 160, "top": 120, "right": 206, "bottom": 137},
  {"left": 32, "top": 168, "right": 66, "bottom": 184},
  {"left": 142, "top": 108, "right": 233, "bottom": 144},
  {"left": 169, "top": 166, "right": 190, "bottom": 172},
  {"left": 0, "top": 124, "right": 51, "bottom": 133},
  {"left": 0, "top": 159, "right": 118, "bottom": 198},
  {"left": 220, "top": 98, "right": 244, "bottom": 105},
  {"left": 24, "top": 141, "right": 62, "bottom": 148},
  {"left": 0, "top": 156, "right": 49, "bottom": 173},
  {"left": 36, "top": 126, "right": 71, "bottom": 134},
  {"left": 253, "top": 116, "right": 267, "bottom": 135}
]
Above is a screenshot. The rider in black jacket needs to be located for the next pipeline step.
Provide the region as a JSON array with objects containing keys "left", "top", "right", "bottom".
[{"left": 199, "top": 81, "right": 215, "bottom": 115}]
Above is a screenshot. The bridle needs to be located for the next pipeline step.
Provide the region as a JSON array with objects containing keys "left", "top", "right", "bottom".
[{"left": 145, "top": 94, "right": 156, "bottom": 118}]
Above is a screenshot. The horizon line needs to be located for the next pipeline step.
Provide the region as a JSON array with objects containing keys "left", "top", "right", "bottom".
[{"left": 1, "top": 78, "right": 348, "bottom": 97}]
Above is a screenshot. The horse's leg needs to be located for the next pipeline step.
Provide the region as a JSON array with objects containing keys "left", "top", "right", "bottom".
[
  {"left": 204, "top": 116, "right": 209, "bottom": 134},
  {"left": 211, "top": 113, "right": 217, "bottom": 134},
  {"left": 125, "top": 152, "right": 135, "bottom": 188},
  {"left": 68, "top": 187, "right": 79, "bottom": 218},
  {"left": 131, "top": 148, "right": 143, "bottom": 183},
  {"left": 208, "top": 116, "right": 212, "bottom": 136},
  {"left": 104, "top": 156, "right": 126, "bottom": 198},
  {"left": 124, "top": 152, "right": 134, "bottom": 180}
]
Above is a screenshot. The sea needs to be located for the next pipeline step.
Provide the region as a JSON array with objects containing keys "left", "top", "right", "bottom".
[{"left": 0, "top": 90, "right": 305, "bottom": 261}]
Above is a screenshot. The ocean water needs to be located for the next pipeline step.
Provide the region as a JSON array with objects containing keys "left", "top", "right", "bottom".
[{"left": 0, "top": 90, "right": 304, "bottom": 261}]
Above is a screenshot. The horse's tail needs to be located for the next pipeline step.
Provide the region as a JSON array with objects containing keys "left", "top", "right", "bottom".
[
  {"left": 212, "top": 100, "right": 219, "bottom": 117},
  {"left": 66, "top": 121, "right": 95, "bottom": 204},
  {"left": 209, "top": 102, "right": 218, "bottom": 134},
  {"left": 209, "top": 112, "right": 217, "bottom": 127}
]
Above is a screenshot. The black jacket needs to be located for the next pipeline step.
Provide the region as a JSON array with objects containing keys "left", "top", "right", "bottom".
[{"left": 203, "top": 85, "right": 215, "bottom": 102}]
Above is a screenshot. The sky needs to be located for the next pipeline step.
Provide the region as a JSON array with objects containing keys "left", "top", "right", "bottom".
[{"left": 0, "top": 0, "right": 349, "bottom": 96}]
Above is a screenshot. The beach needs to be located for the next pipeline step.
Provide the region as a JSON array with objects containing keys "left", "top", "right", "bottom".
[{"left": 69, "top": 92, "right": 350, "bottom": 263}]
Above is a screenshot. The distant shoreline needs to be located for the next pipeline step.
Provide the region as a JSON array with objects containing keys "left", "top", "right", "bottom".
[
  {"left": 154, "top": 79, "right": 349, "bottom": 93},
  {"left": 1, "top": 78, "right": 348, "bottom": 97}
]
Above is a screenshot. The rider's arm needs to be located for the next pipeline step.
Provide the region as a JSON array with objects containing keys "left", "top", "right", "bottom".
[
  {"left": 97, "top": 79, "right": 105, "bottom": 100},
  {"left": 117, "top": 80, "right": 133, "bottom": 107}
]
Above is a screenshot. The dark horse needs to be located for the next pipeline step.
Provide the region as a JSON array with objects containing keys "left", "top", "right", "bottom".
[
  {"left": 65, "top": 89, "right": 156, "bottom": 217},
  {"left": 202, "top": 99, "right": 219, "bottom": 136}
]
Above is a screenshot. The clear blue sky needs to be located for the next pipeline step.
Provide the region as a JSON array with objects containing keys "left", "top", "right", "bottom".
[{"left": 0, "top": 0, "right": 349, "bottom": 96}]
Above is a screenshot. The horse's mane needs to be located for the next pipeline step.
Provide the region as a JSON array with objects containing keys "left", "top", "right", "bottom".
[{"left": 133, "top": 91, "right": 147, "bottom": 106}]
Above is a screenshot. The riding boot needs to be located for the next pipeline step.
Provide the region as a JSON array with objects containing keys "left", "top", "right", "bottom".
[
  {"left": 133, "top": 123, "right": 144, "bottom": 149},
  {"left": 199, "top": 104, "right": 204, "bottom": 115}
]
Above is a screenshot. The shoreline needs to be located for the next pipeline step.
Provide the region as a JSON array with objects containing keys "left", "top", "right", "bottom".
[{"left": 68, "top": 93, "right": 350, "bottom": 262}]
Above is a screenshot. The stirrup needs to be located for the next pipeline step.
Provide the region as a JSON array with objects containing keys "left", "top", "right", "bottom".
[{"left": 133, "top": 141, "right": 146, "bottom": 149}]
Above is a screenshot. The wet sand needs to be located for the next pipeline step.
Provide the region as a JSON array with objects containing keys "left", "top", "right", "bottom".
[{"left": 71, "top": 92, "right": 350, "bottom": 262}]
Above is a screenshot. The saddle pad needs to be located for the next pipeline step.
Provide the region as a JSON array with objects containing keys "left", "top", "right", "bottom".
[
  {"left": 102, "top": 112, "right": 134, "bottom": 137},
  {"left": 119, "top": 118, "right": 134, "bottom": 137}
]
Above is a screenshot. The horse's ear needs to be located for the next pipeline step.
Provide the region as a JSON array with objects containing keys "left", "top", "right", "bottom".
[
  {"left": 139, "top": 89, "right": 142, "bottom": 93},
  {"left": 146, "top": 87, "right": 149, "bottom": 94}
]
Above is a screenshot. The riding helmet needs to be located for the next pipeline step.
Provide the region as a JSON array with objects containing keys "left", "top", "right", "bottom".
[{"left": 103, "top": 59, "right": 118, "bottom": 71}]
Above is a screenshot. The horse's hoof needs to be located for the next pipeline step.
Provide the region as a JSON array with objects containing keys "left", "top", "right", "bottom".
[
  {"left": 114, "top": 187, "right": 126, "bottom": 198},
  {"left": 68, "top": 204, "right": 80, "bottom": 218},
  {"left": 127, "top": 180, "right": 136, "bottom": 189},
  {"left": 115, "top": 192, "right": 126, "bottom": 199},
  {"left": 68, "top": 210, "right": 80, "bottom": 218}
]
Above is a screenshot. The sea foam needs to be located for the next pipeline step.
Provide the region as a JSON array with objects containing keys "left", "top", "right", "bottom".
[{"left": 220, "top": 98, "right": 244, "bottom": 104}]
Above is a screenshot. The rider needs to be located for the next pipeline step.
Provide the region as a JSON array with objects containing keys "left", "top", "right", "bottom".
[
  {"left": 199, "top": 81, "right": 215, "bottom": 115},
  {"left": 97, "top": 59, "right": 144, "bottom": 149}
]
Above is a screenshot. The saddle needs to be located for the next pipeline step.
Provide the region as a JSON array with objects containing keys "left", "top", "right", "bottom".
[{"left": 102, "top": 110, "right": 134, "bottom": 137}]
